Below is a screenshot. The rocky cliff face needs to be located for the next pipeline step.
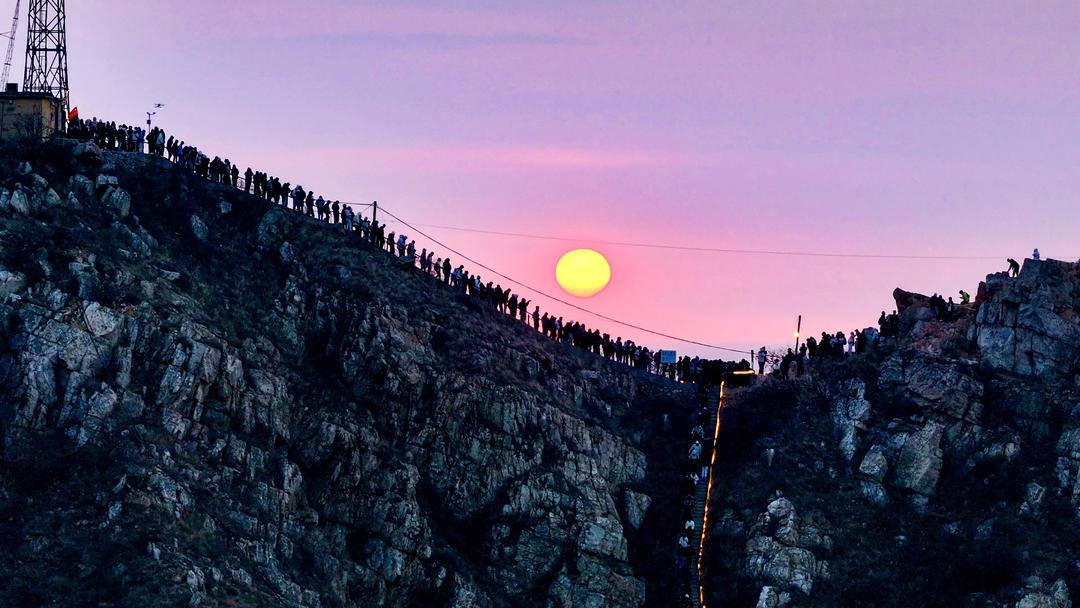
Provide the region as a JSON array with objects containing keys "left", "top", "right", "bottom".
[
  {"left": 0, "top": 142, "right": 696, "bottom": 607},
  {"left": 703, "top": 260, "right": 1080, "bottom": 607}
]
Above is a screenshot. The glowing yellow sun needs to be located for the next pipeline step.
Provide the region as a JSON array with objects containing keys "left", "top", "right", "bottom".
[{"left": 555, "top": 249, "right": 611, "bottom": 298}]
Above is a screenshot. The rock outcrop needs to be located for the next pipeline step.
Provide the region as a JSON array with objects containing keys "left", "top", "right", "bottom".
[
  {"left": 702, "top": 255, "right": 1080, "bottom": 607},
  {"left": 971, "top": 260, "right": 1080, "bottom": 378},
  {"left": 0, "top": 143, "right": 695, "bottom": 607},
  {"left": 744, "top": 494, "right": 831, "bottom": 599}
]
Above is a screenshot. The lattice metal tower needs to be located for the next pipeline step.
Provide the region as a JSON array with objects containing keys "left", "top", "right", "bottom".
[{"left": 22, "top": 0, "right": 68, "bottom": 113}]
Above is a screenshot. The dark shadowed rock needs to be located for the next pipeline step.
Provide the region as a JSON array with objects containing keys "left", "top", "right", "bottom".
[{"left": 971, "top": 259, "right": 1080, "bottom": 378}]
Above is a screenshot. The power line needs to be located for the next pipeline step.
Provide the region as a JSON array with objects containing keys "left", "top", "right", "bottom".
[
  {"left": 380, "top": 220, "right": 1006, "bottom": 261},
  {"left": 377, "top": 205, "right": 751, "bottom": 355}
]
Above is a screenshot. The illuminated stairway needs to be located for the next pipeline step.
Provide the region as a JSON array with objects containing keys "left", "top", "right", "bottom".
[{"left": 690, "top": 383, "right": 723, "bottom": 608}]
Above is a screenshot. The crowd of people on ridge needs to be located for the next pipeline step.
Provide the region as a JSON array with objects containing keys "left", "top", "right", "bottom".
[
  {"left": 60, "top": 116, "right": 1059, "bottom": 607},
  {"left": 64, "top": 116, "right": 755, "bottom": 381}
]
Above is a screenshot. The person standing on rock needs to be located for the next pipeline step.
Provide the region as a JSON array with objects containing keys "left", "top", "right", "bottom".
[
  {"left": 1033, "top": 248, "right": 1041, "bottom": 261},
  {"left": 442, "top": 258, "right": 452, "bottom": 285},
  {"left": 1007, "top": 258, "right": 1020, "bottom": 277}
]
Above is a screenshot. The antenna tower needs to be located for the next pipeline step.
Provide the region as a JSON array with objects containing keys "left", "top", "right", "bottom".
[
  {"left": 22, "top": 0, "right": 67, "bottom": 113},
  {"left": 0, "top": 0, "right": 19, "bottom": 86}
]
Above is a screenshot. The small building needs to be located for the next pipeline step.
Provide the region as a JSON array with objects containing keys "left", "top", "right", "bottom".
[{"left": 0, "top": 84, "right": 62, "bottom": 142}]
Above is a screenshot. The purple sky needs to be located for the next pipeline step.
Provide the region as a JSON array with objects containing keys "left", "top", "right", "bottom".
[{"left": 49, "top": 1, "right": 1080, "bottom": 356}]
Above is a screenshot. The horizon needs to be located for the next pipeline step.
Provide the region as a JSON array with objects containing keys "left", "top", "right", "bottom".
[{"left": 40, "top": 1, "right": 1080, "bottom": 357}]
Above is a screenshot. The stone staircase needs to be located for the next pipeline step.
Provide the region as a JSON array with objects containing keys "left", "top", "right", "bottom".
[{"left": 689, "top": 384, "right": 723, "bottom": 608}]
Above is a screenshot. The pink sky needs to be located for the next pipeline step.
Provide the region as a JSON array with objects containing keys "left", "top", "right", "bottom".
[{"left": 47, "top": 1, "right": 1080, "bottom": 357}]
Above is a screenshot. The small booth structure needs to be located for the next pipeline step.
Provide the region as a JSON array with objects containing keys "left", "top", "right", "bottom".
[{"left": 0, "top": 83, "right": 62, "bottom": 142}]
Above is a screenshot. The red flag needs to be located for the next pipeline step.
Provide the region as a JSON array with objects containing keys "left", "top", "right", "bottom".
[{"left": 67, "top": 107, "right": 79, "bottom": 121}]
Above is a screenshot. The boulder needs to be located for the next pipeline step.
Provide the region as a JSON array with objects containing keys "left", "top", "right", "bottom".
[
  {"left": 82, "top": 302, "right": 123, "bottom": 338},
  {"left": 858, "top": 445, "right": 889, "bottom": 482},
  {"left": 190, "top": 215, "right": 209, "bottom": 242},
  {"left": 73, "top": 141, "right": 105, "bottom": 165},
  {"left": 757, "top": 586, "right": 792, "bottom": 608},
  {"left": 623, "top": 489, "right": 651, "bottom": 530},
  {"left": 893, "top": 422, "right": 944, "bottom": 496},
  {"left": 100, "top": 187, "right": 131, "bottom": 218},
  {"left": 1016, "top": 578, "right": 1071, "bottom": 608},
  {"left": 9, "top": 188, "right": 31, "bottom": 215},
  {"left": 0, "top": 270, "right": 26, "bottom": 298},
  {"left": 69, "top": 174, "right": 95, "bottom": 202}
]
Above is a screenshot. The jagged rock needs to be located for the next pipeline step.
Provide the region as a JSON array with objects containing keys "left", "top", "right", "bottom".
[
  {"left": 757, "top": 586, "right": 792, "bottom": 608},
  {"left": 69, "top": 174, "right": 95, "bottom": 202},
  {"left": 190, "top": 214, "right": 209, "bottom": 242},
  {"left": 257, "top": 206, "right": 288, "bottom": 250},
  {"left": 100, "top": 186, "right": 131, "bottom": 218},
  {"left": 280, "top": 241, "right": 296, "bottom": 265},
  {"left": 82, "top": 301, "right": 123, "bottom": 337},
  {"left": 68, "top": 259, "right": 99, "bottom": 299},
  {"left": 0, "top": 270, "right": 26, "bottom": 298},
  {"left": 860, "top": 481, "right": 889, "bottom": 506},
  {"left": 745, "top": 496, "right": 831, "bottom": 597},
  {"left": 623, "top": 489, "right": 651, "bottom": 530},
  {"left": 893, "top": 422, "right": 944, "bottom": 496},
  {"left": 1018, "top": 482, "right": 1046, "bottom": 517},
  {"left": 0, "top": 152, "right": 690, "bottom": 605},
  {"left": 831, "top": 379, "right": 872, "bottom": 462},
  {"left": 9, "top": 187, "right": 31, "bottom": 215},
  {"left": 1016, "top": 578, "right": 1071, "bottom": 608},
  {"left": 858, "top": 445, "right": 889, "bottom": 481},
  {"left": 73, "top": 141, "right": 105, "bottom": 165},
  {"left": 972, "top": 260, "right": 1080, "bottom": 378}
]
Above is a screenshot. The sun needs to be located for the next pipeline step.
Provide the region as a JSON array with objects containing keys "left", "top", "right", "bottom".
[{"left": 555, "top": 249, "right": 611, "bottom": 298}]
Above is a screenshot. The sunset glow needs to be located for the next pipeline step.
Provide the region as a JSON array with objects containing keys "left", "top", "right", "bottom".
[{"left": 555, "top": 249, "right": 612, "bottom": 298}]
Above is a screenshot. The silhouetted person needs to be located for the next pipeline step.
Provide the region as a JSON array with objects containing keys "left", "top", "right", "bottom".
[
  {"left": 1007, "top": 258, "right": 1020, "bottom": 277},
  {"left": 1033, "top": 248, "right": 1041, "bottom": 261},
  {"left": 756, "top": 347, "right": 766, "bottom": 374},
  {"left": 959, "top": 290, "right": 971, "bottom": 305}
]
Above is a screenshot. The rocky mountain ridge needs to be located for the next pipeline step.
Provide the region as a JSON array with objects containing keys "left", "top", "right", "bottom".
[
  {"left": 703, "top": 256, "right": 1080, "bottom": 607},
  {"left": 0, "top": 141, "right": 697, "bottom": 607}
]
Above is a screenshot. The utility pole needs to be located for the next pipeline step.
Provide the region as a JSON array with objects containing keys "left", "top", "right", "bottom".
[
  {"left": 794, "top": 315, "right": 802, "bottom": 351},
  {"left": 146, "top": 103, "right": 163, "bottom": 129},
  {"left": 23, "top": 0, "right": 69, "bottom": 120},
  {"left": 145, "top": 103, "right": 163, "bottom": 152},
  {"left": 371, "top": 201, "right": 378, "bottom": 225}
]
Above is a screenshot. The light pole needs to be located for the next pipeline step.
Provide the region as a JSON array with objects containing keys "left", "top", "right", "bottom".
[{"left": 145, "top": 103, "right": 164, "bottom": 152}]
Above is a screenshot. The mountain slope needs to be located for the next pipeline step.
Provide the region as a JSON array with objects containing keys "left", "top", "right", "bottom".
[
  {"left": 0, "top": 140, "right": 697, "bottom": 607},
  {"left": 702, "top": 260, "right": 1080, "bottom": 608}
]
